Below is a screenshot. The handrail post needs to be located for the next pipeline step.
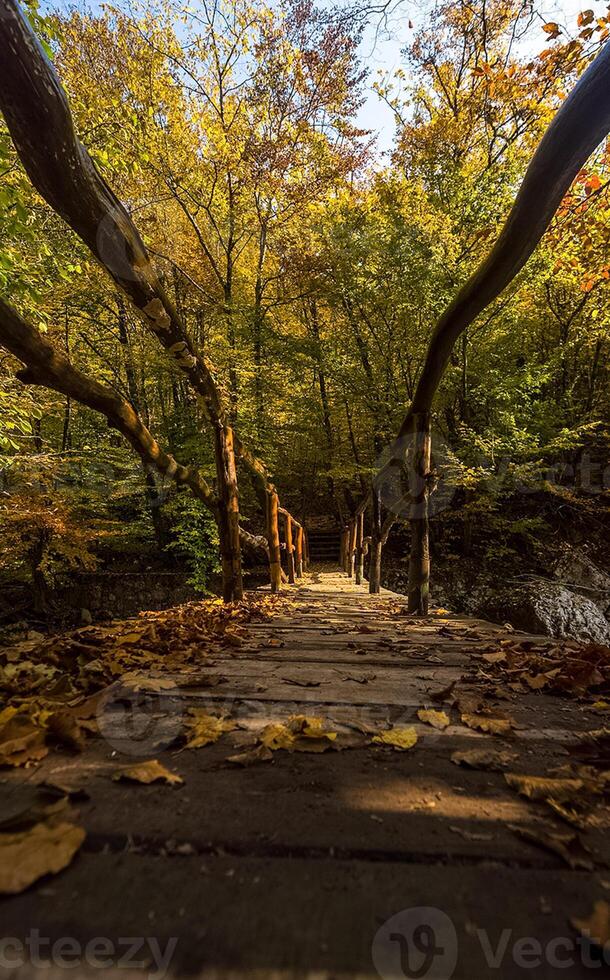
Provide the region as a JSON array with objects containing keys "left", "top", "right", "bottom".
[
  {"left": 340, "top": 526, "right": 348, "bottom": 571},
  {"left": 295, "top": 524, "right": 304, "bottom": 578},
  {"left": 407, "top": 411, "right": 432, "bottom": 613},
  {"left": 283, "top": 513, "right": 296, "bottom": 584},
  {"left": 266, "top": 490, "right": 282, "bottom": 593},
  {"left": 355, "top": 511, "right": 365, "bottom": 585},
  {"left": 347, "top": 520, "right": 356, "bottom": 578},
  {"left": 369, "top": 487, "right": 382, "bottom": 594}
]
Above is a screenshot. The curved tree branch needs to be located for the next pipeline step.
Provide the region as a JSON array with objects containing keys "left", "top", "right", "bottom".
[
  {"left": 394, "top": 39, "right": 610, "bottom": 439},
  {"left": 0, "top": 297, "right": 218, "bottom": 514},
  {"left": 0, "top": 0, "right": 274, "bottom": 495}
]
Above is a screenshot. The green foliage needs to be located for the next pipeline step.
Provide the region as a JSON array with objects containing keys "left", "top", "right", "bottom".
[{"left": 165, "top": 491, "right": 220, "bottom": 593}]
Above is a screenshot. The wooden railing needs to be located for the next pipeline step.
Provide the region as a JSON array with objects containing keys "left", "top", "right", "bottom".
[
  {"left": 339, "top": 489, "right": 396, "bottom": 595},
  {"left": 265, "top": 491, "right": 309, "bottom": 593}
]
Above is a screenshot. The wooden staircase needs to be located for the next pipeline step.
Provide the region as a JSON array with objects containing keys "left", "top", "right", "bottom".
[{"left": 306, "top": 526, "right": 341, "bottom": 564}]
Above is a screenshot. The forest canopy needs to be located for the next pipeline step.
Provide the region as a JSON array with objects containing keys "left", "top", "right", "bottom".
[{"left": 0, "top": 0, "right": 608, "bottom": 614}]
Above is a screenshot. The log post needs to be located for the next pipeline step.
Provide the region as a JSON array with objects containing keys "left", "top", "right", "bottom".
[
  {"left": 407, "top": 412, "right": 432, "bottom": 614},
  {"left": 369, "top": 487, "right": 383, "bottom": 594},
  {"left": 295, "top": 525, "right": 304, "bottom": 578},
  {"left": 283, "top": 513, "right": 296, "bottom": 584},
  {"left": 215, "top": 424, "right": 243, "bottom": 602},
  {"left": 266, "top": 490, "right": 282, "bottom": 593},
  {"left": 340, "top": 526, "right": 349, "bottom": 571},
  {"left": 347, "top": 520, "right": 356, "bottom": 578},
  {"left": 355, "top": 512, "right": 365, "bottom": 585}
]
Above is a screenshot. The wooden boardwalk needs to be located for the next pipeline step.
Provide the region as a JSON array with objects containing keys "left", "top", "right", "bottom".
[{"left": 2, "top": 568, "right": 608, "bottom": 979}]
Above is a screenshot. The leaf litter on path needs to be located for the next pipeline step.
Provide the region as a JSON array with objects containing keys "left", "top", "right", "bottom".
[
  {"left": 0, "top": 820, "right": 85, "bottom": 895},
  {"left": 113, "top": 760, "right": 183, "bottom": 785}
]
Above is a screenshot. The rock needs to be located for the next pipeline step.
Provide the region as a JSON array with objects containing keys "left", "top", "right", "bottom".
[
  {"left": 553, "top": 550, "right": 610, "bottom": 618},
  {"left": 482, "top": 583, "right": 610, "bottom": 644},
  {"left": 80, "top": 608, "right": 92, "bottom": 625}
]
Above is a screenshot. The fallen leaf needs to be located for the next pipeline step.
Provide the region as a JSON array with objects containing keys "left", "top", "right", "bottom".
[
  {"left": 184, "top": 710, "right": 237, "bottom": 749},
  {"left": 0, "top": 821, "right": 85, "bottom": 894},
  {"left": 451, "top": 748, "right": 516, "bottom": 771},
  {"left": 504, "top": 773, "right": 585, "bottom": 803},
  {"left": 572, "top": 901, "right": 610, "bottom": 951},
  {"left": 259, "top": 715, "right": 337, "bottom": 753},
  {"left": 372, "top": 726, "right": 418, "bottom": 751},
  {"left": 481, "top": 652, "right": 506, "bottom": 664},
  {"left": 0, "top": 715, "right": 48, "bottom": 767},
  {"left": 121, "top": 674, "right": 177, "bottom": 693},
  {"left": 418, "top": 709, "right": 450, "bottom": 730},
  {"left": 523, "top": 673, "right": 550, "bottom": 691},
  {"left": 461, "top": 713, "right": 513, "bottom": 736},
  {"left": 510, "top": 824, "right": 593, "bottom": 870},
  {"left": 227, "top": 744, "right": 273, "bottom": 766},
  {"left": 113, "top": 760, "right": 182, "bottom": 785},
  {"left": 46, "top": 710, "right": 86, "bottom": 752},
  {"left": 342, "top": 673, "right": 376, "bottom": 684},
  {"left": 429, "top": 680, "right": 457, "bottom": 703},
  {"left": 449, "top": 825, "right": 494, "bottom": 842}
]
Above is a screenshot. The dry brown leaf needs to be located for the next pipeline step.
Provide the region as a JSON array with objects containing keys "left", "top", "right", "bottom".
[
  {"left": 451, "top": 748, "right": 516, "bottom": 771},
  {"left": 112, "top": 760, "right": 183, "bottom": 785},
  {"left": 461, "top": 713, "right": 513, "bottom": 736},
  {"left": 0, "top": 715, "right": 48, "bottom": 767},
  {"left": 481, "top": 652, "right": 507, "bottom": 664},
  {"left": 572, "top": 901, "right": 610, "bottom": 951},
  {"left": 429, "top": 680, "right": 457, "bottom": 704},
  {"left": 504, "top": 773, "right": 585, "bottom": 803},
  {"left": 0, "top": 821, "right": 85, "bottom": 894},
  {"left": 523, "top": 673, "right": 549, "bottom": 691},
  {"left": 46, "top": 710, "right": 86, "bottom": 752},
  {"left": 418, "top": 709, "right": 450, "bottom": 730},
  {"left": 510, "top": 824, "right": 593, "bottom": 870},
  {"left": 227, "top": 744, "right": 273, "bottom": 766},
  {"left": 449, "top": 825, "right": 494, "bottom": 842},
  {"left": 121, "top": 674, "right": 177, "bottom": 693}
]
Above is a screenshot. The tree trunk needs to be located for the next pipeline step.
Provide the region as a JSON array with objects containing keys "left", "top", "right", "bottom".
[
  {"left": 266, "top": 490, "right": 282, "bottom": 593},
  {"left": 368, "top": 488, "right": 382, "bottom": 594},
  {"left": 303, "top": 529, "right": 310, "bottom": 571},
  {"left": 407, "top": 412, "right": 432, "bottom": 614},
  {"left": 214, "top": 424, "right": 243, "bottom": 602}
]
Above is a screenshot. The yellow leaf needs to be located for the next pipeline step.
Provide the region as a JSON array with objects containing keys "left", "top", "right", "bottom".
[
  {"left": 259, "top": 716, "right": 337, "bottom": 753},
  {"left": 0, "top": 822, "right": 85, "bottom": 894},
  {"left": 417, "top": 709, "right": 450, "bottom": 730},
  {"left": 184, "top": 710, "right": 236, "bottom": 749},
  {"left": 572, "top": 901, "right": 610, "bottom": 951},
  {"left": 461, "top": 713, "right": 513, "bottom": 735},
  {"left": 372, "top": 726, "right": 418, "bottom": 750},
  {"left": 113, "top": 760, "right": 182, "bottom": 785}
]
